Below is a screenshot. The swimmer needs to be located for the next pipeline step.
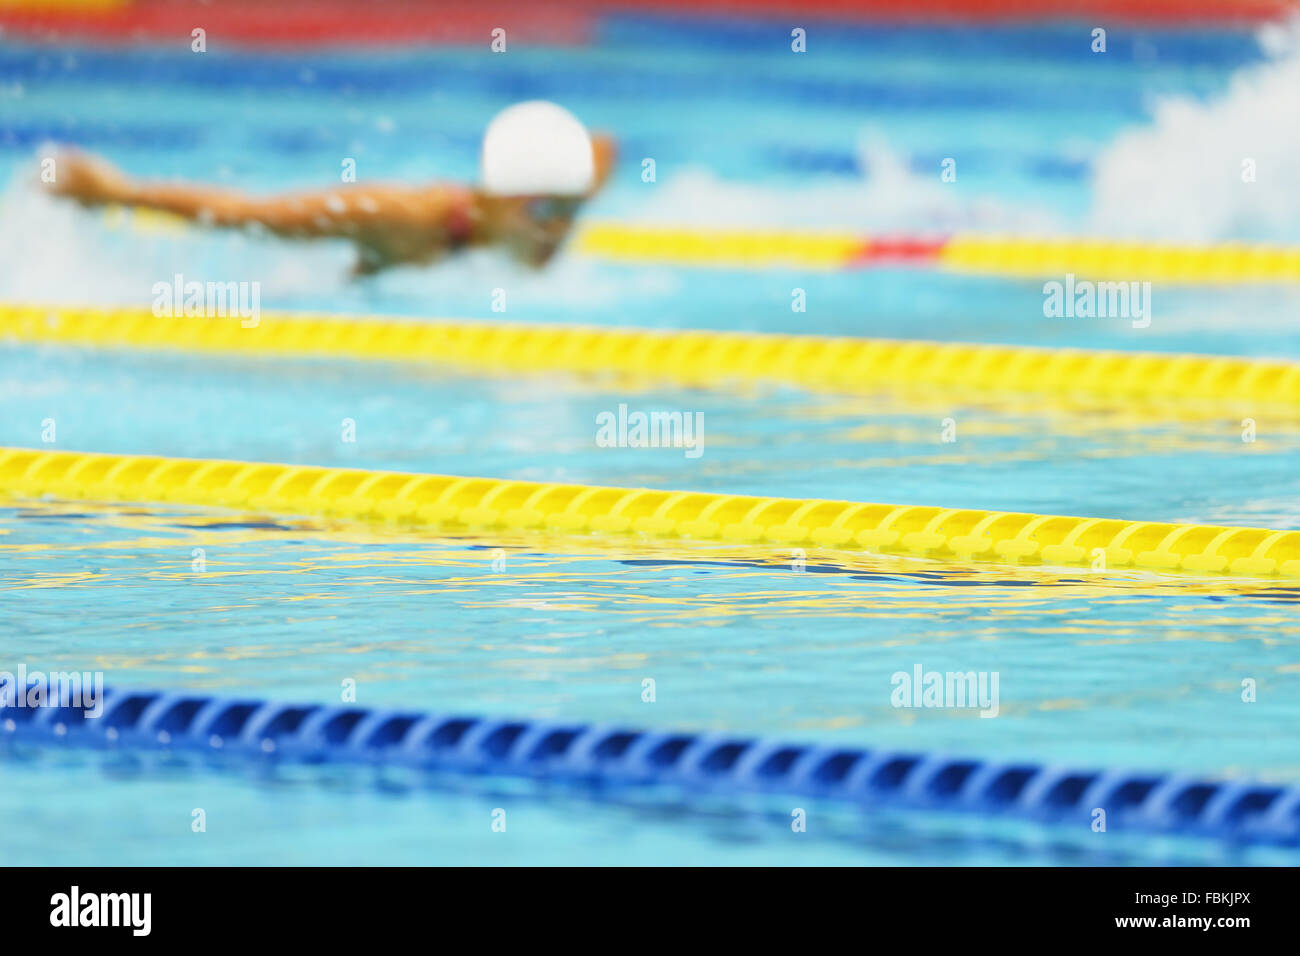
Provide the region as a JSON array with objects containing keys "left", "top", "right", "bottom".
[{"left": 44, "top": 101, "right": 615, "bottom": 276}]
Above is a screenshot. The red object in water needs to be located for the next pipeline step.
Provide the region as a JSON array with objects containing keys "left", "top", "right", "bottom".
[{"left": 849, "top": 237, "right": 949, "bottom": 268}]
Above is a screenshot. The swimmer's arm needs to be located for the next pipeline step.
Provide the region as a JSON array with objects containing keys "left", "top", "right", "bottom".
[
  {"left": 47, "top": 152, "right": 463, "bottom": 239},
  {"left": 173, "top": 184, "right": 464, "bottom": 240}
]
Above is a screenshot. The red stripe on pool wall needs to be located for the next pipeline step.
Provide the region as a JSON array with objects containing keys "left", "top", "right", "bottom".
[
  {"left": 597, "top": 0, "right": 1299, "bottom": 24},
  {"left": 0, "top": 1, "right": 596, "bottom": 48},
  {"left": 0, "top": 0, "right": 1293, "bottom": 46}
]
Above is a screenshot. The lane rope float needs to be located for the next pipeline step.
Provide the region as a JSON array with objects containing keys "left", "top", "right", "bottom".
[
  {"left": 98, "top": 207, "right": 1300, "bottom": 281},
  {"left": 576, "top": 223, "right": 1300, "bottom": 282},
  {"left": 4, "top": 303, "right": 1299, "bottom": 410},
  {"left": 3, "top": 682, "right": 1297, "bottom": 846},
  {"left": 3, "top": 447, "right": 1300, "bottom": 578}
]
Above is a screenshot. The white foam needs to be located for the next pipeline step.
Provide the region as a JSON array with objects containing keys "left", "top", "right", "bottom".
[
  {"left": 0, "top": 174, "right": 357, "bottom": 307},
  {"left": 1089, "top": 19, "right": 1300, "bottom": 242},
  {"left": 0, "top": 180, "right": 147, "bottom": 304}
]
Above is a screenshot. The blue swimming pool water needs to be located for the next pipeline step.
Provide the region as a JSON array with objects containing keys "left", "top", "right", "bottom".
[
  {"left": 6, "top": 22, "right": 1300, "bottom": 351},
  {"left": 3, "top": 15, "right": 1300, "bottom": 864}
]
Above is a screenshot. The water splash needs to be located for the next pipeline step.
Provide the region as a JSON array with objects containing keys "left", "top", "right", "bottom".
[{"left": 1089, "top": 19, "right": 1300, "bottom": 242}]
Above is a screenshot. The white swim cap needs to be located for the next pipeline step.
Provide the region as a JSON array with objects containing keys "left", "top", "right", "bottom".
[{"left": 481, "top": 100, "right": 594, "bottom": 197}]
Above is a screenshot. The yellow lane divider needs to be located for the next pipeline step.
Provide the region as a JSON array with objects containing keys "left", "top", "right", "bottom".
[
  {"left": 576, "top": 223, "right": 1300, "bottom": 282},
  {"left": 4, "top": 304, "right": 1298, "bottom": 410},
  {"left": 99, "top": 210, "right": 1300, "bottom": 282},
  {"left": 575, "top": 223, "right": 869, "bottom": 270},
  {"left": 3, "top": 447, "right": 1299, "bottom": 578},
  {"left": 937, "top": 236, "right": 1300, "bottom": 283}
]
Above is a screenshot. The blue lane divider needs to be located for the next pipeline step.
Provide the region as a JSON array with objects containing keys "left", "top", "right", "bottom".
[
  {"left": 3, "top": 684, "right": 1298, "bottom": 846},
  {"left": 596, "top": 16, "right": 1268, "bottom": 67},
  {"left": 765, "top": 144, "right": 1092, "bottom": 181},
  {"left": 0, "top": 46, "right": 1155, "bottom": 116},
  {"left": 0, "top": 123, "right": 204, "bottom": 152}
]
